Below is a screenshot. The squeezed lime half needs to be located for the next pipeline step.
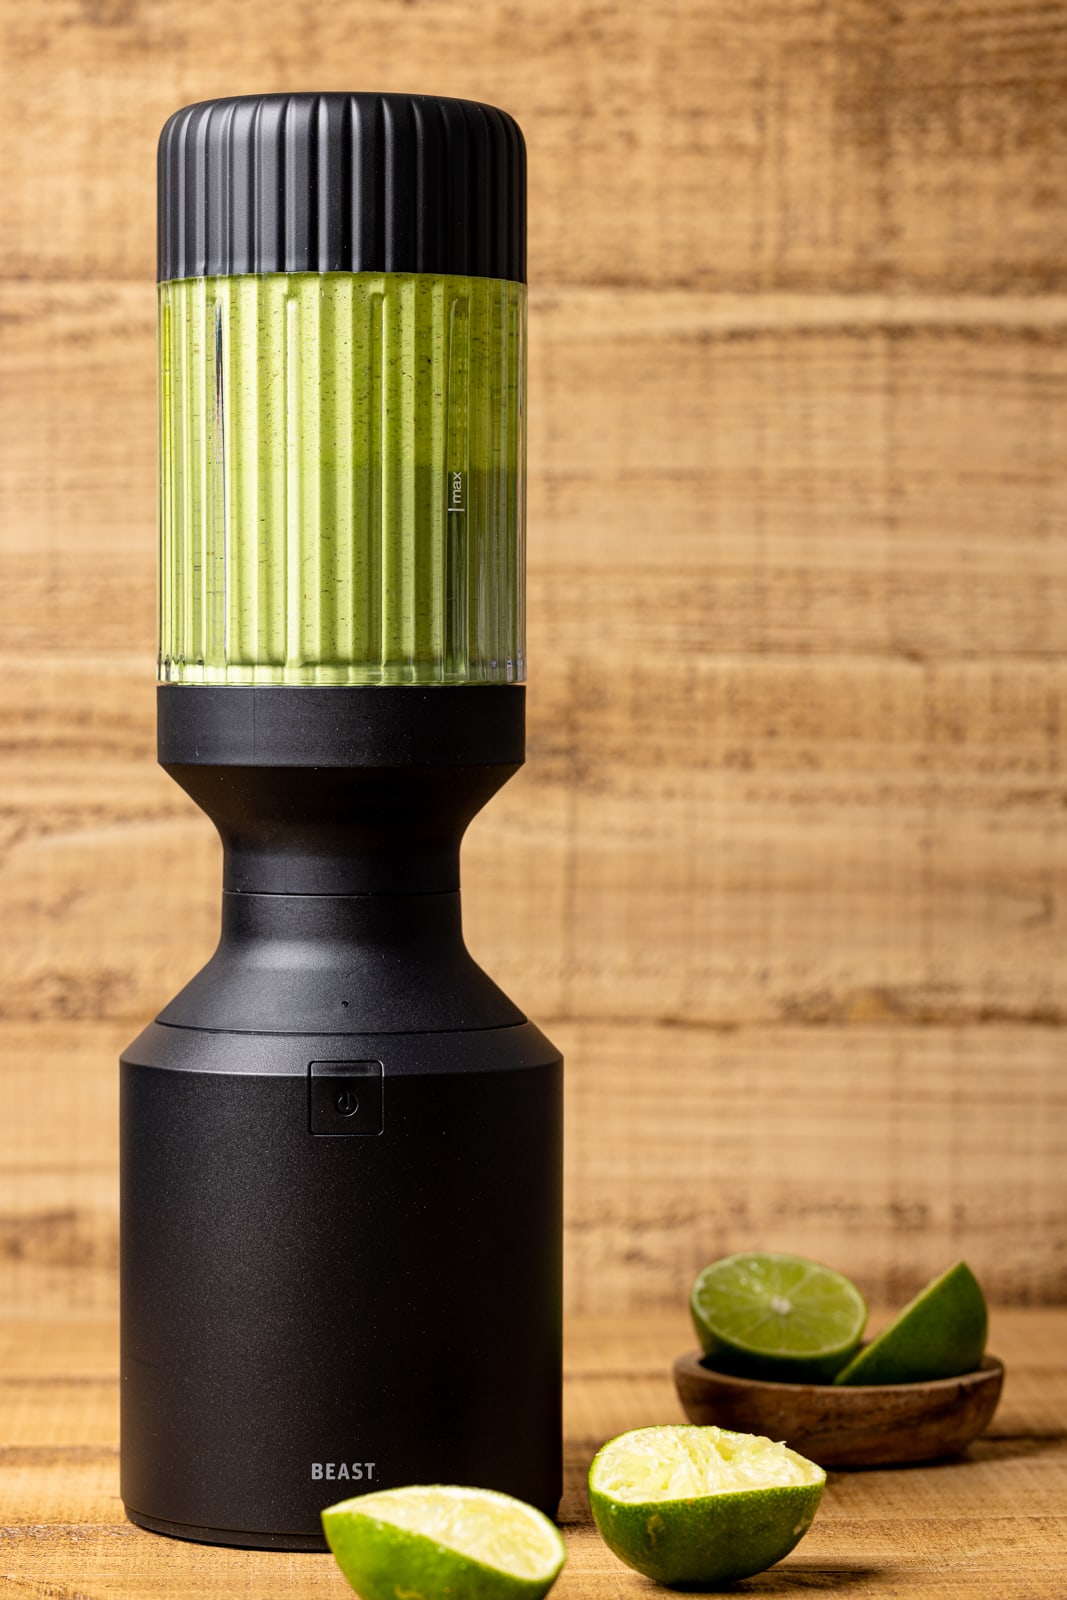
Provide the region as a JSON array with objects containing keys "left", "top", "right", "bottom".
[
  {"left": 322, "top": 1484, "right": 565, "bottom": 1600},
  {"left": 835, "top": 1260, "right": 988, "bottom": 1386},
  {"left": 589, "top": 1423, "right": 825, "bottom": 1587},
  {"left": 691, "top": 1251, "right": 868, "bottom": 1381}
]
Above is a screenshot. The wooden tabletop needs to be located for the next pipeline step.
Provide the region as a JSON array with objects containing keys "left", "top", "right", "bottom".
[{"left": 0, "top": 1309, "right": 1063, "bottom": 1597}]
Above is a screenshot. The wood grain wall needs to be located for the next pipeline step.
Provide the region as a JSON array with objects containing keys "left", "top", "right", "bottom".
[{"left": 1, "top": 0, "right": 1066, "bottom": 1317}]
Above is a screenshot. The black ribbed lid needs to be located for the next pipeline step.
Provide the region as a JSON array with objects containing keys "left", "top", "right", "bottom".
[{"left": 158, "top": 92, "right": 526, "bottom": 283}]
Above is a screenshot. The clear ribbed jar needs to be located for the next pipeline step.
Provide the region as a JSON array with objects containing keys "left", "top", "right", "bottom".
[{"left": 158, "top": 271, "right": 525, "bottom": 685}]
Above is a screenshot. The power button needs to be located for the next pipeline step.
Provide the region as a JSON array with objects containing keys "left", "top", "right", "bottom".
[{"left": 309, "top": 1061, "right": 383, "bottom": 1136}]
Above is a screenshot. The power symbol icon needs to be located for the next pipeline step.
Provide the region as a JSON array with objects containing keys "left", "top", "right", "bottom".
[{"left": 309, "top": 1062, "right": 382, "bottom": 1136}]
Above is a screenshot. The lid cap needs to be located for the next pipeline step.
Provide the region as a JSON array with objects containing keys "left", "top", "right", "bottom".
[{"left": 158, "top": 92, "right": 526, "bottom": 283}]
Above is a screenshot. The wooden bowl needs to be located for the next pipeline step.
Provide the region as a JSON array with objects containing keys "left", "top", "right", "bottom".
[{"left": 673, "top": 1350, "right": 1004, "bottom": 1468}]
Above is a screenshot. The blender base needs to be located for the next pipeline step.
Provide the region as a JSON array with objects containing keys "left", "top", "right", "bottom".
[{"left": 124, "top": 1508, "right": 330, "bottom": 1552}]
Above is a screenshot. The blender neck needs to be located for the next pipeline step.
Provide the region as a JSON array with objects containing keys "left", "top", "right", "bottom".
[
  {"left": 157, "top": 683, "right": 524, "bottom": 895},
  {"left": 154, "top": 685, "right": 527, "bottom": 1033}
]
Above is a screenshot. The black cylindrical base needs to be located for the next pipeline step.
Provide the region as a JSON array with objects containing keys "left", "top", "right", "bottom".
[
  {"left": 120, "top": 1021, "right": 562, "bottom": 1549},
  {"left": 123, "top": 685, "right": 561, "bottom": 1547}
]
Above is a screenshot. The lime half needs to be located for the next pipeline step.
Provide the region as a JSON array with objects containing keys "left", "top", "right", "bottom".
[
  {"left": 835, "top": 1261, "right": 988, "bottom": 1386},
  {"left": 322, "top": 1485, "right": 566, "bottom": 1600},
  {"left": 691, "top": 1251, "right": 868, "bottom": 1381},
  {"left": 589, "top": 1424, "right": 825, "bottom": 1587}
]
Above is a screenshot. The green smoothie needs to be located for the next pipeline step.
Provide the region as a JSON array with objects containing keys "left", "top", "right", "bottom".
[{"left": 158, "top": 272, "right": 526, "bottom": 685}]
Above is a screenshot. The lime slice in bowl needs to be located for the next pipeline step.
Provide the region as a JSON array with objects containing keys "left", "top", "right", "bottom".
[
  {"left": 322, "top": 1485, "right": 566, "bottom": 1600},
  {"left": 835, "top": 1261, "right": 988, "bottom": 1386},
  {"left": 588, "top": 1423, "right": 825, "bottom": 1587},
  {"left": 691, "top": 1251, "right": 868, "bottom": 1381}
]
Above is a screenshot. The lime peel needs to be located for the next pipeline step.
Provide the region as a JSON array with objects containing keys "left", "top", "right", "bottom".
[{"left": 835, "top": 1260, "right": 988, "bottom": 1386}]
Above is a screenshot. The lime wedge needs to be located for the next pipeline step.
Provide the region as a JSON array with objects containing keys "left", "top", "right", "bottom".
[
  {"left": 321, "top": 1485, "right": 566, "bottom": 1600},
  {"left": 691, "top": 1251, "right": 868, "bottom": 1381},
  {"left": 589, "top": 1424, "right": 825, "bottom": 1587},
  {"left": 835, "top": 1261, "right": 988, "bottom": 1386}
]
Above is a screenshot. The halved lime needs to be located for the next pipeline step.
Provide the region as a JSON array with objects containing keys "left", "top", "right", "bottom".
[
  {"left": 588, "top": 1424, "right": 825, "bottom": 1587},
  {"left": 835, "top": 1260, "right": 988, "bottom": 1386},
  {"left": 691, "top": 1251, "right": 868, "bottom": 1381},
  {"left": 321, "top": 1485, "right": 566, "bottom": 1600}
]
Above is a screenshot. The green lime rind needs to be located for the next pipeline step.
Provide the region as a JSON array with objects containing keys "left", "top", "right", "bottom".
[
  {"left": 690, "top": 1251, "right": 868, "bottom": 1383},
  {"left": 588, "top": 1426, "right": 825, "bottom": 1588},
  {"left": 322, "top": 1486, "right": 566, "bottom": 1600},
  {"left": 834, "top": 1261, "right": 988, "bottom": 1386},
  {"left": 590, "top": 1481, "right": 824, "bottom": 1588}
]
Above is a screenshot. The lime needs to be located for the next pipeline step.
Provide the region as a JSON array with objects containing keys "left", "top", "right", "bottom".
[
  {"left": 321, "top": 1484, "right": 566, "bottom": 1600},
  {"left": 835, "top": 1261, "right": 988, "bottom": 1386},
  {"left": 588, "top": 1424, "right": 825, "bottom": 1587},
  {"left": 691, "top": 1251, "right": 868, "bottom": 1381}
]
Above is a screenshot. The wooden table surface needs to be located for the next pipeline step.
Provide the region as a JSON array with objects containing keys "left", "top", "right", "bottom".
[{"left": 1, "top": 1308, "right": 1063, "bottom": 1597}]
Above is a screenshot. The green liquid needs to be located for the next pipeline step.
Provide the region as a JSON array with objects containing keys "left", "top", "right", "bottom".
[{"left": 158, "top": 273, "right": 526, "bottom": 685}]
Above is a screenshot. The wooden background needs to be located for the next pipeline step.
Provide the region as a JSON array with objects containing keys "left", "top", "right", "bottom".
[{"left": 2, "top": 0, "right": 1066, "bottom": 1322}]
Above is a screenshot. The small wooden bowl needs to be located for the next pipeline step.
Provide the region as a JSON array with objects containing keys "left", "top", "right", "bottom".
[{"left": 673, "top": 1350, "right": 1004, "bottom": 1468}]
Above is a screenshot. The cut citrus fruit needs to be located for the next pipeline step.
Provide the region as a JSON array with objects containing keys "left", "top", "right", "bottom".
[
  {"left": 835, "top": 1260, "right": 988, "bottom": 1386},
  {"left": 588, "top": 1424, "right": 825, "bottom": 1587},
  {"left": 321, "top": 1484, "right": 566, "bottom": 1600},
  {"left": 691, "top": 1251, "right": 868, "bottom": 1381}
]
